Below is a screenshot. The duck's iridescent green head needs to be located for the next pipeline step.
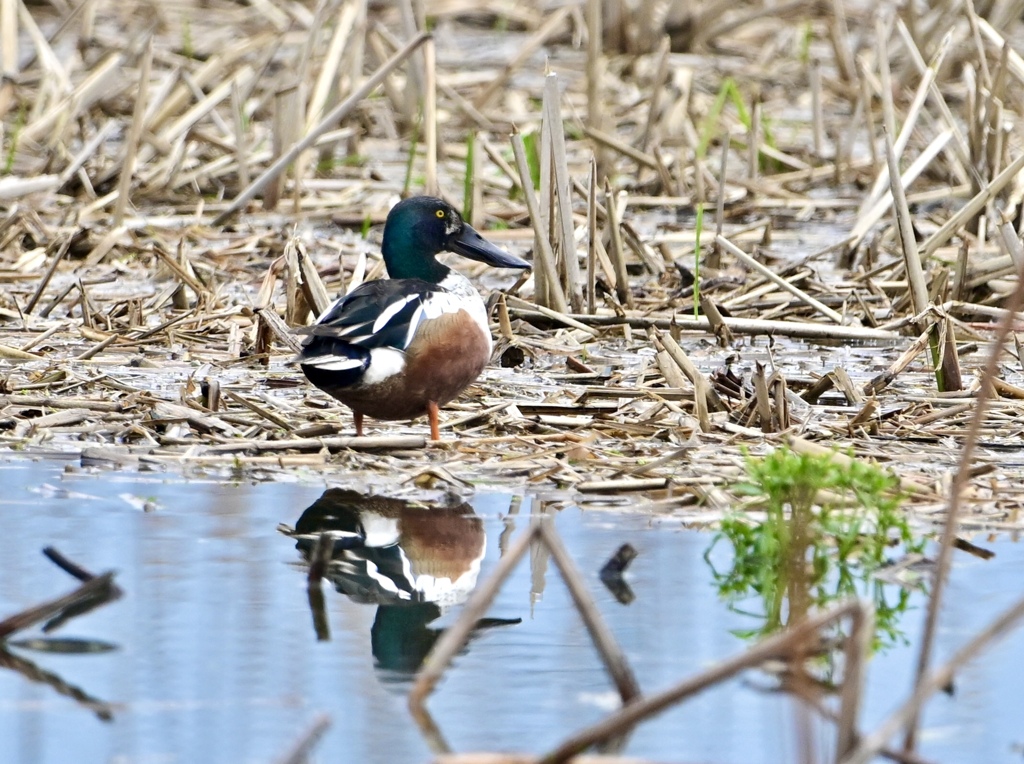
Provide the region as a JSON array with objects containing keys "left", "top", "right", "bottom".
[{"left": 380, "top": 196, "right": 530, "bottom": 282}]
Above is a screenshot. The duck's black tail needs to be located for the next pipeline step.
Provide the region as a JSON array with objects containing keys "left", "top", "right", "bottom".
[{"left": 298, "top": 337, "right": 370, "bottom": 391}]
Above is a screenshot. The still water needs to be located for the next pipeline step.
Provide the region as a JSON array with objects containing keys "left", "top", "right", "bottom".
[{"left": 0, "top": 457, "right": 1021, "bottom": 763}]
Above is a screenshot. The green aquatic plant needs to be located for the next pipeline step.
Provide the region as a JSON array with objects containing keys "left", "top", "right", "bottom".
[
  {"left": 798, "top": 21, "right": 813, "bottom": 64},
  {"left": 181, "top": 18, "right": 195, "bottom": 60},
  {"left": 692, "top": 202, "right": 704, "bottom": 318},
  {"left": 507, "top": 130, "right": 541, "bottom": 202},
  {"left": 522, "top": 130, "right": 542, "bottom": 190},
  {"left": 707, "top": 446, "right": 925, "bottom": 649},
  {"left": 696, "top": 78, "right": 748, "bottom": 159},
  {"left": 3, "top": 104, "right": 27, "bottom": 174}
]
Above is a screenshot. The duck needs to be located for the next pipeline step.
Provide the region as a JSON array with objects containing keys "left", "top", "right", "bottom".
[{"left": 297, "top": 196, "right": 530, "bottom": 440}]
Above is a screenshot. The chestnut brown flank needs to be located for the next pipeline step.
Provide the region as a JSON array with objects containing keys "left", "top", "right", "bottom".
[{"left": 336, "top": 310, "right": 490, "bottom": 421}]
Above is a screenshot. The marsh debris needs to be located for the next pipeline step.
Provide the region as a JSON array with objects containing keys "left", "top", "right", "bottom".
[{"left": 0, "top": 1, "right": 1021, "bottom": 538}]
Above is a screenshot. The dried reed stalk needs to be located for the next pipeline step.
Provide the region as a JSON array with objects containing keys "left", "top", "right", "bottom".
[
  {"left": 900, "top": 232, "right": 1024, "bottom": 753},
  {"left": 510, "top": 128, "right": 568, "bottom": 313},
  {"left": 215, "top": 32, "right": 429, "bottom": 224},
  {"left": 544, "top": 74, "right": 584, "bottom": 312}
]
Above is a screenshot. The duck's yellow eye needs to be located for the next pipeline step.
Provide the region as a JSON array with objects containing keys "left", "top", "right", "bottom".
[{"left": 435, "top": 209, "right": 445, "bottom": 218}]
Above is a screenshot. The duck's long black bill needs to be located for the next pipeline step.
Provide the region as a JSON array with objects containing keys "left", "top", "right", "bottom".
[{"left": 447, "top": 223, "right": 531, "bottom": 269}]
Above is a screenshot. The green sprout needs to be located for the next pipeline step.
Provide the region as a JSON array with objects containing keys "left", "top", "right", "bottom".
[
  {"left": 693, "top": 203, "right": 704, "bottom": 318},
  {"left": 522, "top": 130, "right": 542, "bottom": 190},
  {"left": 182, "top": 18, "right": 195, "bottom": 60},
  {"left": 3, "top": 104, "right": 27, "bottom": 174},
  {"left": 707, "top": 447, "right": 925, "bottom": 650}
]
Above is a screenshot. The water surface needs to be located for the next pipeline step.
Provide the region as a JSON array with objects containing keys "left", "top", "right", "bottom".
[{"left": 0, "top": 457, "right": 1021, "bottom": 763}]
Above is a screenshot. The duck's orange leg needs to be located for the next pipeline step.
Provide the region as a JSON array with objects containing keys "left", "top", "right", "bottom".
[
  {"left": 353, "top": 412, "right": 364, "bottom": 437},
  {"left": 427, "top": 401, "right": 440, "bottom": 441}
]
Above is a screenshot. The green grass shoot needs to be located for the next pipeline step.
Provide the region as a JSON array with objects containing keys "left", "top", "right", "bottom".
[
  {"left": 693, "top": 203, "right": 704, "bottom": 318},
  {"left": 522, "top": 130, "right": 542, "bottom": 190},
  {"left": 697, "top": 78, "right": 749, "bottom": 158},
  {"left": 3, "top": 105, "right": 27, "bottom": 174}
]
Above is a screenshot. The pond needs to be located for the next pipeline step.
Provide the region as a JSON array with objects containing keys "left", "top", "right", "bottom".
[{"left": 1, "top": 456, "right": 1022, "bottom": 763}]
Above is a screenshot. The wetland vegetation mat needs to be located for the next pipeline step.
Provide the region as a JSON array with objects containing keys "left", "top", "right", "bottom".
[
  {"left": 3, "top": 0, "right": 1024, "bottom": 761},
  {"left": 0, "top": 0, "right": 1021, "bottom": 524}
]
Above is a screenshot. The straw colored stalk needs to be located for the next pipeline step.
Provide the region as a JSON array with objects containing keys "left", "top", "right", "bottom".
[
  {"left": 846, "top": 129, "right": 952, "bottom": 254},
  {"left": 510, "top": 128, "right": 568, "bottom": 313},
  {"left": 715, "top": 235, "right": 844, "bottom": 324},
  {"left": 920, "top": 150, "right": 1024, "bottom": 258},
  {"left": 543, "top": 73, "right": 584, "bottom": 312},
  {"left": 603, "top": 183, "right": 633, "bottom": 309},
  {"left": 586, "top": 0, "right": 605, "bottom": 170},
  {"left": 899, "top": 228, "right": 1024, "bottom": 751},
  {"left": 214, "top": 32, "right": 429, "bottom": 224},
  {"left": 0, "top": 0, "right": 16, "bottom": 108},
  {"left": 112, "top": 42, "right": 154, "bottom": 225},
  {"left": 587, "top": 157, "right": 598, "bottom": 314},
  {"left": 654, "top": 331, "right": 713, "bottom": 432},
  {"left": 473, "top": 6, "right": 573, "bottom": 110},
  {"left": 893, "top": 19, "right": 974, "bottom": 189},
  {"left": 859, "top": 30, "right": 952, "bottom": 217},
  {"left": 422, "top": 36, "right": 438, "bottom": 197}
]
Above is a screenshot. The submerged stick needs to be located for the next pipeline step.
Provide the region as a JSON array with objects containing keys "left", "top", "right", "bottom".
[
  {"left": 848, "top": 592, "right": 1024, "bottom": 764},
  {"left": 542, "top": 601, "right": 869, "bottom": 764},
  {"left": 0, "top": 572, "right": 119, "bottom": 640},
  {"left": 274, "top": 714, "right": 332, "bottom": 764},
  {"left": 410, "top": 525, "right": 537, "bottom": 720},
  {"left": 537, "top": 522, "right": 640, "bottom": 702}
]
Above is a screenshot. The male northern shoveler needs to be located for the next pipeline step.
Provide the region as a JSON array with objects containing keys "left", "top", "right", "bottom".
[{"left": 297, "top": 196, "right": 530, "bottom": 440}]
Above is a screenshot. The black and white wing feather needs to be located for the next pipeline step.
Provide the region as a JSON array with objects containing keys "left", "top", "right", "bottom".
[{"left": 297, "top": 278, "right": 462, "bottom": 388}]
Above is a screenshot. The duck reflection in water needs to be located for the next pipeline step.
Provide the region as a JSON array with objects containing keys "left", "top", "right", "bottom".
[{"left": 286, "top": 489, "right": 520, "bottom": 678}]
